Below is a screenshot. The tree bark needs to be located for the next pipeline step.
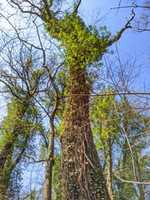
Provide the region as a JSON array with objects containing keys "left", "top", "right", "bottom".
[
  {"left": 44, "top": 161, "right": 53, "bottom": 200},
  {"left": 43, "top": 132, "right": 55, "bottom": 200},
  {"left": 0, "top": 186, "right": 8, "bottom": 200},
  {"left": 43, "top": 71, "right": 59, "bottom": 200},
  {"left": 41, "top": 5, "right": 131, "bottom": 199},
  {"left": 61, "top": 67, "right": 110, "bottom": 200},
  {"left": 134, "top": 153, "right": 145, "bottom": 200},
  {"left": 106, "top": 138, "right": 113, "bottom": 200}
]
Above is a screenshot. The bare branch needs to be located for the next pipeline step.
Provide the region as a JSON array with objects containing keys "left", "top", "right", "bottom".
[
  {"left": 111, "top": 4, "right": 150, "bottom": 10},
  {"left": 73, "top": 0, "right": 82, "bottom": 13},
  {"left": 8, "top": 0, "right": 42, "bottom": 18},
  {"left": 114, "top": 173, "right": 150, "bottom": 185},
  {"left": 108, "top": 9, "right": 135, "bottom": 46}
]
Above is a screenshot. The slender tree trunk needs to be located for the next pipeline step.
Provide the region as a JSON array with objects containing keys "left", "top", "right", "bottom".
[
  {"left": 116, "top": 140, "right": 127, "bottom": 200},
  {"left": 43, "top": 75, "right": 59, "bottom": 200},
  {"left": 0, "top": 166, "right": 9, "bottom": 200},
  {"left": 134, "top": 153, "right": 145, "bottom": 200},
  {"left": 43, "top": 130, "right": 55, "bottom": 200},
  {"left": 44, "top": 161, "right": 53, "bottom": 200},
  {"left": 106, "top": 138, "right": 113, "bottom": 200},
  {"left": 123, "top": 99, "right": 145, "bottom": 200},
  {"left": 61, "top": 67, "right": 110, "bottom": 200}
]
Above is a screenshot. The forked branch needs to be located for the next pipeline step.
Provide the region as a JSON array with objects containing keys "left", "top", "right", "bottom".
[{"left": 108, "top": 9, "right": 135, "bottom": 46}]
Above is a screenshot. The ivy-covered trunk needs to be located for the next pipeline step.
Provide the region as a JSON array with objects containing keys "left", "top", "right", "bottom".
[
  {"left": 0, "top": 184, "right": 7, "bottom": 200},
  {"left": 61, "top": 67, "right": 110, "bottom": 200},
  {"left": 43, "top": 13, "right": 111, "bottom": 199},
  {"left": 0, "top": 154, "right": 10, "bottom": 200},
  {"left": 0, "top": 65, "right": 43, "bottom": 199},
  {"left": 42, "top": 2, "right": 130, "bottom": 197},
  {"left": 0, "top": 100, "right": 29, "bottom": 200}
]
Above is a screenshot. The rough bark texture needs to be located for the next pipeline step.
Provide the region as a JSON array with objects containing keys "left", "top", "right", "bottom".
[
  {"left": 0, "top": 170, "right": 8, "bottom": 200},
  {"left": 61, "top": 67, "right": 110, "bottom": 200},
  {"left": 43, "top": 12, "right": 111, "bottom": 199}
]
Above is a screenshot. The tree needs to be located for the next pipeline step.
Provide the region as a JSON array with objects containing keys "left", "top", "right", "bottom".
[
  {"left": 114, "top": 97, "right": 150, "bottom": 200},
  {"left": 42, "top": 66, "right": 61, "bottom": 200},
  {"left": 97, "top": 53, "right": 150, "bottom": 200},
  {"left": 0, "top": 57, "right": 44, "bottom": 199},
  {"left": 41, "top": 2, "right": 133, "bottom": 199},
  {"left": 0, "top": 14, "right": 63, "bottom": 197},
  {"left": 91, "top": 87, "right": 120, "bottom": 200}
]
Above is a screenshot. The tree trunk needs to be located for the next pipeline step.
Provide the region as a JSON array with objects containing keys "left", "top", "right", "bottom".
[
  {"left": 61, "top": 67, "right": 110, "bottom": 200},
  {"left": 43, "top": 82, "right": 59, "bottom": 200},
  {"left": 106, "top": 138, "right": 113, "bottom": 200},
  {"left": 0, "top": 170, "right": 8, "bottom": 200},
  {"left": 0, "top": 100, "right": 29, "bottom": 199},
  {"left": 43, "top": 133, "right": 55, "bottom": 200},
  {"left": 135, "top": 153, "right": 145, "bottom": 200},
  {"left": 42, "top": 7, "right": 130, "bottom": 198},
  {"left": 44, "top": 161, "right": 53, "bottom": 200}
]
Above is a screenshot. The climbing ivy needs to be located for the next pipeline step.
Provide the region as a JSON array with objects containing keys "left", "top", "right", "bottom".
[
  {"left": 43, "top": 12, "right": 110, "bottom": 69},
  {"left": 0, "top": 98, "right": 42, "bottom": 152}
]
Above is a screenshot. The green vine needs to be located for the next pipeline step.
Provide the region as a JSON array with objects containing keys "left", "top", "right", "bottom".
[{"left": 44, "top": 12, "right": 110, "bottom": 69}]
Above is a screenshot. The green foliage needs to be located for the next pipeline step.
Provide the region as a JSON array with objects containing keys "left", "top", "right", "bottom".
[
  {"left": 53, "top": 155, "right": 61, "bottom": 200},
  {"left": 24, "top": 189, "right": 37, "bottom": 200},
  {"left": 41, "top": 6, "right": 150, "bottom": 200},
  {"left": 0, "top": 97, "right": 43, "bottom": 192},
  {"left": 31, "top": 68, "right": 45, "bottom": 82},
  {"left": 44, "top": 12, "right": 110, "bottom": 69},
  {"left": 114, "top": 100, "right": 150, "bottom": 199},
  {"left": 0, "top": 98, "right": 42, "bottom": 152},
  {"left": 99, "top": 26, "right": 111, "bottom": 39},
  {"left": 91, "top": 88, "right": 120, "bottom": 144},
  {"left": 0, "top": 99, "right": 26, "bottom": 150}
]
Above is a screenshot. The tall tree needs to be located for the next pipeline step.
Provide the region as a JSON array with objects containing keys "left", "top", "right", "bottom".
[
  {"left": 43, "top": 5, "right": 134, "bottom": 200},
  {"left": 0, "top": 58, "right": 44, "bottom": 199},
  {"left": 115, "top": 98, "right": 148, "bottom": 200},
  {"left": 91, "top": 87, "right": 120, "bottom": 200}
]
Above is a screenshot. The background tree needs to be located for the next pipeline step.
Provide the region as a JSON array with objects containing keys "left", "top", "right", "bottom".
[{"left": 0, "top": 43, "right": 45, "bottom": 198}]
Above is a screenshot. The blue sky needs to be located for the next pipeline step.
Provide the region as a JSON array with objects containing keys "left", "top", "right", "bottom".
[{"left": 79, "top": 0, "right": 150, "bottom": 91}]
